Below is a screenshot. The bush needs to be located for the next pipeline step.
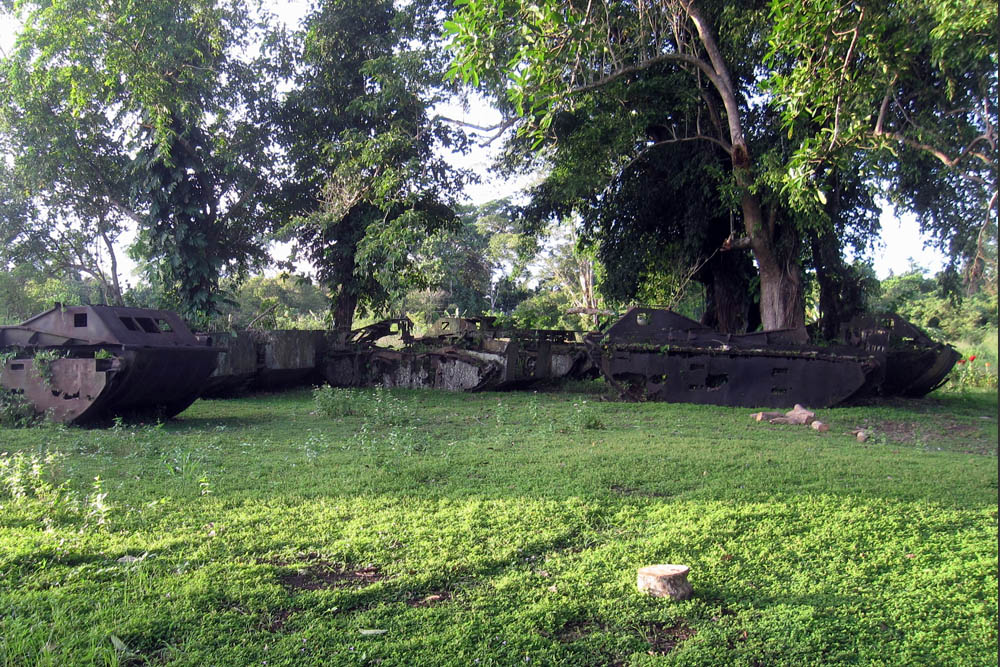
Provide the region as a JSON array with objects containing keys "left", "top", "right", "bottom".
[
  {"left": 0, "top": 389, "right": 39, "bottom": 428},
  {"left": 313, "top": 385, "right": 362, "bottom": 418},
  {"left": 944, "top": 355, "right": 998, "bottom": 391}
]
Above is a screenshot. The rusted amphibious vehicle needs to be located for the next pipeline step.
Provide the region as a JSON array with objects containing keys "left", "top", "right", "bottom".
[
  {"left": 588, "top": 307, "right": 959, "bottom": 407},
  {"left": 322, "top": 316, "right": 595, "bottom": 391},
  {"left": 0, "top": 305, "right": 218, "bottom": 424},
  {"left": 1, "top": 303, "right": 959, "bottom": 423}
]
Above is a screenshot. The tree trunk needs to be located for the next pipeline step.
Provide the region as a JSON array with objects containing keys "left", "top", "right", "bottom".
[
  {"left": 332, "top": 287, "right": 359, "bottom": 330},
  {"left": 756, "top": 257, "right": 804, "bottom": 331},
  {"left": 742, "top": 191, "right": 804, "bottom": 330},
  {"left": 99, "top": 222, "right": 124, "bottom": 306},
  {"left": 700, "top": 251, "right": 755, "bottom": 333},
  {"left": 683, "top": 0, "right": 805, "bottom": 331},
  {"left": 811, "top": 231, "right": 852, "bottom": 339}
]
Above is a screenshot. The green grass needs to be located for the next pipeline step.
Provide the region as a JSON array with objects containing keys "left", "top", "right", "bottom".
[{"left": 2, "top": 385, "right": 997, "bottom": 666}]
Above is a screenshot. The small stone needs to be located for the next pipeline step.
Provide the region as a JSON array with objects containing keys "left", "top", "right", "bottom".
[{"left": 637, "top": 564, "right": 693, "bottom": 601}]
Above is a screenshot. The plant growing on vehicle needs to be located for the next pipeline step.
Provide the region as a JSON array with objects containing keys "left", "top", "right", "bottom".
[{"left": 32, "top": 349, "right": 64, "bottom": 386}]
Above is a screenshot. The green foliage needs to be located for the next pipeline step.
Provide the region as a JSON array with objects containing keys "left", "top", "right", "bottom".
[
  {"left": 1, "top": 0, "right": 277, "bottom": 321},
  {"left": 211, "top": 274, "right": 331, "bottom": 330},
  {"left": 511, "top": 287, "right": 572, "bottom": 330},
  {"left": 946, "top": 355, "right": 998, "bottom": 391},
  {"left": 876, "top": 269, "right": 998, "bottom": 341},
  {"left": 0, "top": 450, "right": 72, "bottom": 511},
  {"left": 874, "top": 268, "right": 998, "bottom": 390},
  {"left": 31, "top": 349, "right": 63, "bottom": 387},
  {"left": 767, "top": 0, "right": 997, "bottom": 277},
  {"left": 313, "top": 385, "right": 361, "bottom": 418},
  {"left": 0, "top": 263, "right": 108, "bottom": 325},
  {"left": 0, "top": 390, "right": 38, "bottom": 428},
  {"left": 272, "top": 0, "right": 468, "bottom": 328},
  {"left": 313, "top": 385, "right": 425, "bottom": 455}
]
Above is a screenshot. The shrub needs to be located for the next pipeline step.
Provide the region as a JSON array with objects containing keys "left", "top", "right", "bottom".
[
  {"left": 0, "top": 389, "right": 39, "bottom": 428},
  {"left": 945, "top": 355, "right": 998, "bottom": 391},
  {"left": 313, "top": 385, "right": 362, "bottom": 418}
]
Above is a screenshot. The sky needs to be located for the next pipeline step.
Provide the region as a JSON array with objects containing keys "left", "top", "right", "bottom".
[{"left": 1, "top": 4, "right": 948, "bottom": 285}]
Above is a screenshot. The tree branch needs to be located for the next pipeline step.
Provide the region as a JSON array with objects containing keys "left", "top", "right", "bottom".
[{"left": 568, "top": 51, "right": 725, "bottom": 100}]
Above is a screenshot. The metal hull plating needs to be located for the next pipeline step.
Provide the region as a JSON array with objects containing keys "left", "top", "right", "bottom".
[
  {"left": 1, "top": 305, "right": 218, "bottom": 424},
  {"left": 590, "top": 308, "right": 954, "bottom": 408}
]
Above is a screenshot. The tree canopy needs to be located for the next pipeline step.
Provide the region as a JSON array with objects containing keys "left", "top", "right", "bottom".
[
  {"left": 768, "top": 0, "right": 998, "bottom": 292},
  {"left": 271, "top": 0, "right": 469, "bottom": 328},
  {"left": 446, "top": 0, "right": 997, "bottom": 330},
  {"left": 0, "top": 0, "right": 277, "bottom": 321}
]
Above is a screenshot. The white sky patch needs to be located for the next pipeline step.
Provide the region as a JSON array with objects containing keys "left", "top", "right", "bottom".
[
  {"left": 871, "top": 209, "right": 947, "bottom": 279},
  {"left": 432, "top": 94, "right": 537, "bottom": 205}
]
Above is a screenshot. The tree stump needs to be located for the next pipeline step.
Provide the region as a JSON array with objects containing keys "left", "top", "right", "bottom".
[{"left": 637, "top": 564, "right": 693, "bottom": 600}]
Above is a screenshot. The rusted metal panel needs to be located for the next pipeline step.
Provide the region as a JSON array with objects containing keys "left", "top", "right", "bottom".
[
  {"left": 201, "top": 331, "right": 258, "bottom": 396},
  {"left": 1, "top": 304, "right": 218, "bottom": 424},
  {"left": 840, "top": 314, "right": 960, "bottom": 397},
  {"left": 248, "top": 330, "right": 325, "bottom": 389},
  {"left": 319, "top": 317, "right": 595, "bottom": 391},
  {"left": 591, "top": 307, "right": 956, "bottom": 408}
]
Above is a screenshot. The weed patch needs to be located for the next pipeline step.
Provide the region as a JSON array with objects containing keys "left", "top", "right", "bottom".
[{"left": 644, "top": 620, "right": 698, "bottom": 655}]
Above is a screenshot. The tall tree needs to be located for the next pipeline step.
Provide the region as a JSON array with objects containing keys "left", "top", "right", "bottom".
[
  {"left": 273, "top": 0, "right": 468, "bottom": 329},
  {"left": 448, "top": 0, "right": 814, "bottom": 330},
  {"left": 515, "top": 92, "right": 763, "bottom": 332},
  {"left": 0, "top": 0, "right": 275, "bottom": 321}
]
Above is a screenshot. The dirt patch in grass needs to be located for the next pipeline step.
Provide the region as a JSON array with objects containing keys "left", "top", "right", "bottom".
[
  {"left": 406, "top": 591, "right": 451, "bottom": 607},
  {"left": 263, "top": 608, "right": 294, "bottom": 632},
  {"left": 644, "top": 621, "right": 697, "bottom": 655},
  {"left": 875, "top": 419, "right": 996, "bottom": 454},
  {"left": 271, "top": 556, "right": 386, "bottom": 591},
  {"left": 553, "top": 620, "right": 604, "bottom": 643}
]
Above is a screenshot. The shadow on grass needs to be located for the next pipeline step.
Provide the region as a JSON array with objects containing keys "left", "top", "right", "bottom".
[{"left": 165, "top": 415, "right": 278, "bottom": 430}]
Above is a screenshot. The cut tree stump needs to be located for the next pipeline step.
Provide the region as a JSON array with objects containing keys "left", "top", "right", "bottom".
[
  {"left": 751, "top": 411, "right": 785, "bottom": 422},
  {"left": 811, "top": 421, "right": 830, "bottom": 432},
  {"left": 783, "top": 404, "right": 816, "bottom": 425},
  {"left": 637, "top": 564, "right": 693, "bottom": 600}
]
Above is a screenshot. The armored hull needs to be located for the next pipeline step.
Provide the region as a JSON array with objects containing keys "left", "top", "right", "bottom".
[
  {"left": 1, "top": 305, "right": 218, "bottom": 424},
  {"left": 589, "top": 308, "right": 956, "bottom": 408},
  {"left": 322, "top": 317, "right": 595, "bottom": 391}
]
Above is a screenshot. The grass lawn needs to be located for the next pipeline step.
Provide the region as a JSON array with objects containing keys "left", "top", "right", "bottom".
[{"left": 1, "top": 383, "right": 997, "bottom": 666}]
